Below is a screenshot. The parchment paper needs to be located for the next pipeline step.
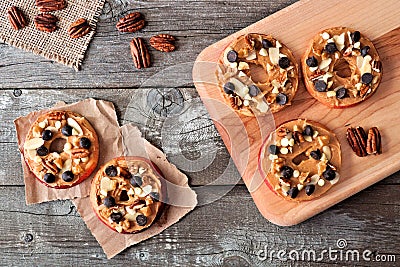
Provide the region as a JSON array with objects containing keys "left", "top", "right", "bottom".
[
  {"left": 72, "top": 124, "right": 198, "bottom": 259},
  {"left": 14, "top": 98, "right": 122, "bottom": 204}
]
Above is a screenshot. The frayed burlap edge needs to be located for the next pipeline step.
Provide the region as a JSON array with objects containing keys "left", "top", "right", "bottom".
[{"left": 0, "top": 0, "right": 106, "bottom": 71}]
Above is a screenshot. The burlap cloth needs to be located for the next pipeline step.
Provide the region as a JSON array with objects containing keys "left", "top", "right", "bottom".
[{"left": 0, "top": 0, "right": 106, "bottom": 70}]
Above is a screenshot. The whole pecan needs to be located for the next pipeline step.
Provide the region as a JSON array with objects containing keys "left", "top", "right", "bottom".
[
  {"left": 366, "top": 127, "right": 382, "bottom": 155},
  {"left": 116, "top": 12, "right": 145, "bottom": 33},
  {"left": 150, "top": 34, "right": 177, "bottom": 52},
  {"left": 346, "top": 126, "right": 368, "bottom": 157},
  {"left": 35, "top": 0, "right": 66, "bottom": 12},
  {"left": 7, "top": 6, "right": 27, "bottom": 30},
  {"left": 130, "top": 37, "right": 151, "bottom": 69},
  {"left": 68, "top": 18, "right": 91, "bottom": 39},
  {"left": 34, "top": 13, "right": 58, "bottom": 33}
]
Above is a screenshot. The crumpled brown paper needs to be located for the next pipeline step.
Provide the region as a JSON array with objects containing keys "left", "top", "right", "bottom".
[
  {"left": 72, "top": 124, "right": 197, "bottom": 259},
  {"left": 14, "top": 98, "right": 122, "bottom": 204}
]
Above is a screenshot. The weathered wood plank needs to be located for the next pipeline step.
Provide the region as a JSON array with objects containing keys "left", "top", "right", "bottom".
[
  {"left": 0, "top": 0, "right": 297, "bottom": 89},
  {"left": 0, "top": 185, "right": 398, "bottom": 266}
]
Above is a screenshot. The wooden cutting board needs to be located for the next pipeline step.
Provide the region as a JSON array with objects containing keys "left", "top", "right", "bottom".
[{"left": 193, "top": 0, "right": 400, "bottom": 226}]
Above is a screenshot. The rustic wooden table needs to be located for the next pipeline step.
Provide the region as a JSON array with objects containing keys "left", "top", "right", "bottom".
[{"left": 0, "top": 0, "right": 398, "bottom": 266}]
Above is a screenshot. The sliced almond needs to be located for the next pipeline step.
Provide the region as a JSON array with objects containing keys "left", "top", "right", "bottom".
[
  {"left": 125, "top": 213, "right": 137, "bottom": 221},
  {"left": 67, "top": 118, "right": 83, "bottom": 136},
  {"left": 259, "top": 48, "right": 268, "bottom": 57},
  {"left": 55, "top": 121, "right": 62, "bottom": 130},
  {"left": 322, "top": 146, "right": 332, "bottom": 160},
  {"left": 24, "top": 138, "right": 44, "bottom": 150},
  {"left": 321, "top": 32, "right": 330, "bottom": 40},
  {"left": 246, "top": 51, "right": 257, "bottom": 60},
  {"left": 238, "top": 62, "right": 250, "bottom": 70},
  {"left": 139, "top": 185, "right": 153, "bottom": 197},
  {"left": 360, "top": 55, "right": 372, "bottom": 75},
  {"left": 140, "top": 206, "right": 152, "bottom": 217},
  {"left": 81, "top": 157, "right": 89, "bottom": 163},
  {"left": 38, "top": 119, "right": 48, "bottom": 129},
  {"left": 26, "top": 149, "right": 37, "bottom": 160},
  {"left": 32, "top": 126, "right": 42, "bottom": 138},
  {"left": 326, "top": 91, "right": 336, "bottom": 98},
  {"left": 268, "top": 47, "right": 279, "bottom": 65},
  {"left": 100, "top": 176, "right": 116, "bottom": 192},
  {"left": 309, "top": 174, "right": 320, "bottom": 185},
  {"left": 61, "top": 158, "right": 72, "bottom": 173},
  {"left": 319, "top": 58, "right": 332, "bottom": 71}
]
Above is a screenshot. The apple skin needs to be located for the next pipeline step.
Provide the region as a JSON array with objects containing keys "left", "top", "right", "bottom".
[
  {"left": 90, "top": 156, "right": 167, "bottom": 234},
  {"left": 23, "top": 148, "right": 99, "bottom": 189}
]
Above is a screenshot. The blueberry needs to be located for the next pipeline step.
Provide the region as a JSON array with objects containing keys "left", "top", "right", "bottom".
[
  {"left": 322, "top": 167, "right": 336, "bottom": 180},
  {"left": 361, "top": 46, "right": 370, "bottom": 57},
  {"left": 136, "top": 214, "right": 147, "bottom": 226},
  {"left": 61, "top": 125, "right": 73, "bottom": 136},
  {"left": 226, "top": 50, "right": 238, "bottom": 63},
  {"left": 361, "top": 73, "right": 373, "bottom": 84},
  {"left": 310, "top": 149, "right": 321, "bottom": 160},
  {"left": 43, "top": 173, "right": 55, "bottom": 183},
  {"left": 130, "top": 175, "right": 143, "bottom": 187},
  {"left": 103, "top": 196, "right": 116, "bottom": 208},
  {"left": 305, "top": 184, "right": 315, "bottom": 196},
  {"left": 110, "top": 212, "right": 123, "bottom": 223},
  {"left": 281, "top": 165, "right": 294, "bottom": 179},
  {"left": 262, "top": 39, "right": 273, "bottom": 49},
  {"left": 62, "top": 171, "right": 74, "bottom": 182},
  {"left": 248, "top": 85, "right": 261, "bottom": 97},
  {"left": 314, "top": 80, "right": 327, "bottom": 92},
  {"left": 150, "top": 192, "right": 160, "bottom": 202},
  {"left": 350, "top": 31, "right": 361, "bottom": 43},
  {"left": 36, "top": 145, "right": 48, "bottom": 157},
  {"left": 42, "top": 130, "right": 53, "bottom": 141},
  {"left": 268, "top": 144, "right": 279, "bottom": 155},
  {"left": 79, "top": 137, "right": 91, "bottom": 149},
  {"left": 306, "top": 56, "right": 318, "bottom": 67},
  {"left": 287, "top": 187, "right": 299, "bottom": 198},
  {"left": 325, "top": 42, "right": 337, "bottom": 54},
  {"left": 278, "top": 57, "right": 290, "bottom": 69},
  {"left": 223, "top": 82, "right": 235, "bottom": 94},
  {"left": 105, "top": 165, "right": 117, "bottom": 177},
  {"left": 276, "top": 93, "right": 288, "bottom": 105},
  {"left": 336, "top": 88, "right": 347, "bottom": 99},
  {"left": 303, "top": 125, "right": 313, "bottom": 136}
]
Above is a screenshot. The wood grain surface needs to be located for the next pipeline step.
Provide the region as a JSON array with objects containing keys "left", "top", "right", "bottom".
[
  {"left": 0, "top": 0, "right": 399, "bottom": 266},
  {"left": 194, "top": 0, "right": 400, "bottom": 226}
]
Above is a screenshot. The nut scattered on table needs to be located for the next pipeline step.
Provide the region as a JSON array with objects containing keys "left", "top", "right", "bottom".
[
  {"left": 34, "top": 13, "right": 58, "bottom": 33},
  {"left": 35, "top": 0, "right": 67, "bottom": 12},
  {"left": 150, "top": 34, "right": 177, "bottom": 52},
  {"left": 116, "top": 12, "right": 145, "bottom": 33},
  {"left": 130, "top": 37, "right": 151, "bottom": 69},
  {"left": 366, "top": 127, "right": 382, "bottom": 155},
  {"left": 7, "top": 6, "right": 27, "bottom": 31},
  {"left": 68, "top": 18, "right": 91, "bottom": 38},
  {"left": 346, "top": 126, "right": 382, "bottom": 157}
]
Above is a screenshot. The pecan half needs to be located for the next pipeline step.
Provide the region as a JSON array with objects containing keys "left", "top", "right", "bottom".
[
  {"left": 359, "top": 84, "right": 371, "bottom": 98},
  {"left": 150, "top": 34, "right": 176, "bottom": 52},
  {"left": 371, "top": 60, "right": 382, "bottom": 73},
  {"left": 130, "top": 37, "right": 151, "bottom": 69},
  {"left": 68, "top": 18, "right": 91, "bottom": 38},
  {"left": 47, "top": 111, "right": 65, "bottom": 120},
  {"left": 346, "top": 127, "right": 368, "bottom": 157},
  {"left": 292, "top": 131, "right": 305, "bottom": 144},
  {"left": 70, "top": 148, "right": 90, "bottom": 159},
  {"left": 276, "top": 127, "right": 288, "bottom": 137},
  {"left": 34, "top": 13, "right": 58, "bottom": 33},
  {"left": 7, "top": 6, "right": 27, "bottom": 31},
  {"left": 366, "top": 127, "right": 382, "bottom": 155},
  {"left": 43, "top": 160, "right": 58, "bottom": 174},
  {"left": 116, "top": 12, "right": 145, "bottom": 33},
  {"left": 35, "top": 0, "right": 66, "bottom": 12}
]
